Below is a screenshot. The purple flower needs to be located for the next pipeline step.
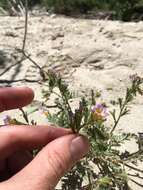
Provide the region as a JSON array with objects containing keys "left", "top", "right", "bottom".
[
  {"left": 3, "top": 115, "right": 26, "bottom": 125},
  {"left": 91, "top": 103, "right": 108, "bottom": 122},
  {"left": 3, "top": 115, "right": 12, "bottom": 125},
  {"left": 38, "top": 107, "right": 49, "bottom": 117}
]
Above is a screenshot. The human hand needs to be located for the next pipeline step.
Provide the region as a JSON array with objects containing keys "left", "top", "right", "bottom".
[{"left": 0, "top": 87, "right": 89, "bottom": 190}]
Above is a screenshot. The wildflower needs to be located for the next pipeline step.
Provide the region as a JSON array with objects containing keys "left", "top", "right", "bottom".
[
  {"left": 3, "top": 115, "right": 16, "bottom": 125},
  {"left": 3, "top": 115, "right": 11, "bottom": 125},
  {"left": 91, "top": 103, "right": 108, "bottom": 122},
  {"left": 43, "top": 111, "right": 49, "bottom": 117},
  {"left": 3, "top": 115, "right": 25, "bottom": 125},
  {"left": 39, "top": 108, "right": 49, "bottom": 117}
]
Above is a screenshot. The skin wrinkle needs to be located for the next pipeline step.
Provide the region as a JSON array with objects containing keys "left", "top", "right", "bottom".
[
  {"left": 0, "top": 87, "right": 89, "bottom": 190},
  {"left": 46, "top": 148, "right": 69, "bottom": 180},
  {"left": 0, "top": 125, "right": 72, "bottom": 182},
  {"left": 36, "top": 135, "right": 77, "bottom": 187},
  {"left": 8, "top": 135, "right": 76, "bottom": 190},
  {"left": 0, "top": 126, "right": 71, "bottom": 161}
]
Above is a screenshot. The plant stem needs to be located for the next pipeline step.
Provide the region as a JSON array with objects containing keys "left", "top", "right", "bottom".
[
  {"left": 129, "top": 178, "right": 143, "bottom": 188},
  {"left": 22, "top": 0, "right": 28, "bottom": 52},
  {"left": 128, "top": 173, "right": 143, "bottom": 179},
  {"left": 124, "top": 163, "right": 143, "bottom": 173},
  {"left": 123, "top": 150, "right": 143, "bottom": 161},
  {"left": 110, "top": 100, "right": 127, "bottom": 135},
  {"left": 19, "top": 108, "right": 29, "bottom": 124}
]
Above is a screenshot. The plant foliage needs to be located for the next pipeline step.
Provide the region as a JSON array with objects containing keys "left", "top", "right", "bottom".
[{"left": 6, "top": 72, "right": 143, "bottom": 190}]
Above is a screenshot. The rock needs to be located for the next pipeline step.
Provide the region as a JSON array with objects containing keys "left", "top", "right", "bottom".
[
  {"left": 51, "top": 32, "right": 64, "bottom": 40},
  {"left": 50, "top": 14, "right": 56, "bottom": 18}
]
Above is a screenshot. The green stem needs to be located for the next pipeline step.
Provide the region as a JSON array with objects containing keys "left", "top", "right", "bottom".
[
  {"left": 59, "top": 88, "right": 76, "bottom": 132},
  {"left": 123, "top": 150, "right": 143, "bottom": 161},
  {"left": 19, "top": 108, "right": 29, "bottom": 124},
  {"left": 110, "top": 100, "right": 127, "bottom": 135}
]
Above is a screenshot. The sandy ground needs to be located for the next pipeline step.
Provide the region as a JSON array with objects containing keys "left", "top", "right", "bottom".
[{"left": 0, "top": 15, "right": 143, "bottom": 189}]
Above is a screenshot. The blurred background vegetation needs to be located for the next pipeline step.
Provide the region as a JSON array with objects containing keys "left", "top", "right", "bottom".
[{"left": 0, "top": 0, "right": 143, "bottom": 21}]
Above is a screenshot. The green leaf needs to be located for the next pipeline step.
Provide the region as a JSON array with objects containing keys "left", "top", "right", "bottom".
[{"left": 97, "top": 176, "right": 113, "bottom": 187}]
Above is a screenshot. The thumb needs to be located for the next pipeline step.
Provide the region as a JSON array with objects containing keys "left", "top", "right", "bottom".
[{"left": 6, "top": 135, "right": 89, "bottom": 190}]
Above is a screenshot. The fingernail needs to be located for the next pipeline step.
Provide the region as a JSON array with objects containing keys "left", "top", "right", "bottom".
[{"left": 70, "top": 136, "right": 89, "bottom": 161}]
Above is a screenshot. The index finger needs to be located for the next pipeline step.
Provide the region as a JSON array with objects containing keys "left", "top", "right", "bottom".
[
  {"left": 0, "top": 87, "right": 34, "bottom": 112},
  {"left": 0, "top": 125, "right": 71, "bottom": 160}
]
